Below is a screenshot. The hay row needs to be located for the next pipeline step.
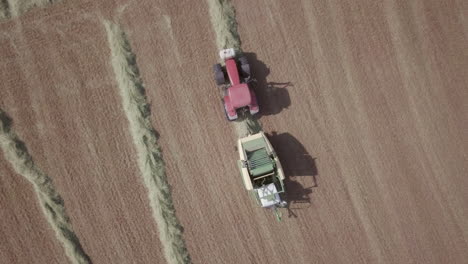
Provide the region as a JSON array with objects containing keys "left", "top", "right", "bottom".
[
  {"left": 206, "top": 0, "right": 241, "bottom": 51},
  {"left": 0, "top": 0, "right": 10, "bottom": 20},
  {"left": 0, "top": 0, "right": 61, "bottom": 20},
  {"left": 103, "top": 20, "right": 191, "bottom": 264},
  {"left": 0, "top": 109, "right": 91, "bottom": 264}
]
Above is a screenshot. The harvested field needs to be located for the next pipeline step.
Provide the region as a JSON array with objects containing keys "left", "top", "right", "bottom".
[{"left": 1, "top": 0, "right": 467, "bottom": 264}]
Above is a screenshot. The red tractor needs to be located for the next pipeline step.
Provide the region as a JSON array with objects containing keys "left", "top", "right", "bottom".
[{"left": 213, "top": 48, "right": 259, "bottom": 121}]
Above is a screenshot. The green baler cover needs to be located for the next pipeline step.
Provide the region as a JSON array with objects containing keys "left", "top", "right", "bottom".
[{"left": 246, "top": 147, "right": 274, "bottom": 177}]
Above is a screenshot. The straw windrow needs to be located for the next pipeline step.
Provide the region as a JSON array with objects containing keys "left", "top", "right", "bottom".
[
  {"left": 0, "top": 0, "right": 10, "bottom": 20},
  {"left": 0, "top": 110, "right": 91, "bottom": 264},
  {"left": 206, "top": 0, "right": 241, "bottom": 51},
  {"left": 0, "top": 0, "right": 61, "bottom": 20},
  {"left": 206, "top": 0, "right": 262, "bottom": 137},
  {"left": 103, "top": 20, "right": 191, "bottom": 264}
]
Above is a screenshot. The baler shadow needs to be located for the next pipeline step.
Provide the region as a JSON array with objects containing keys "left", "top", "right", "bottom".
[
  {"left": 266, "top": 131, "right": 318, "bottom": 218},
  {"left": 243, "top": 52, "right": 291, "bottom": 117}
]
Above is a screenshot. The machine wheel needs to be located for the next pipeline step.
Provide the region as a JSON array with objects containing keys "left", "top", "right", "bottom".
[
  {"left": 222, "top": 100, "right": 237, "bottom": 121},
  {"left": 238, "top": 56, "right": 251, "bottom": 78},
  {"left": 213, "top": 64, "right": 225, "bottom": 85},
  {"left": 239, "top": 56, "right": 248, "bottom": 65},
  {"left": 224, "top": 108, "right": 233, "bottom": 122}
]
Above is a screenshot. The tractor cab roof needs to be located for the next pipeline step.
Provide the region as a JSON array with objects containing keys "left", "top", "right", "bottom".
[{"left": 229, "top": 83, "right": 251, "bottom": 109}]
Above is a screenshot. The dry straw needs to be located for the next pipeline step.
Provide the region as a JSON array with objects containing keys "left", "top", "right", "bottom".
[
  {"left": 0, "top": 0, "right": 10, "bottom": 19},
  {"left": 0, "top": 109, "right": 91, "bottom": 264},
  {"left": 103, "top": 20, "right": 191, "bottom": 264},
  {"left": 0, "top": 0, "right": 61, "bottom": 20},
  {"left": 206, "top": 0, "right": 241, "bottom": 51}
]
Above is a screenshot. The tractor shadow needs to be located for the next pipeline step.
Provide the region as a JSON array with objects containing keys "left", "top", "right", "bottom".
[
  {"left": 243, "top": 52, "right": 292, "bottom": 117},
  {"left": 266, "top": 131, "right": 318, "bottom": 218}
]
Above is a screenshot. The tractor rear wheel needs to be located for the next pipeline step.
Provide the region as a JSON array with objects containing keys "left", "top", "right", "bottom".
[
  {"left": 222, "top": 99, "right": 235, "bottom": 121},
  {"left": 238, "top": 56, "right": 250, "bottom": 78},
  {"left": 213, "top": 64, "right": 225, "bottom": 85}
]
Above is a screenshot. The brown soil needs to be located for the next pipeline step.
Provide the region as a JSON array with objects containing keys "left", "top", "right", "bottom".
[
  {"left": 0, "top": 0, "right": 467, "bottom": 263},
  {"left": 231, "top": 1, "right": 468, "bottom": 263}
]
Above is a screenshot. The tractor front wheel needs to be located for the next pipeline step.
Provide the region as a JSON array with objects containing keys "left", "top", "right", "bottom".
[
  {"left": 213, "top": 64, "right": 225, "bottom": 85},
  {"left": 222, "top": 99, "right": 237, "bottom": 121},
  {"left": 238, "top": 56, "right": 251, "bottom": 78}
]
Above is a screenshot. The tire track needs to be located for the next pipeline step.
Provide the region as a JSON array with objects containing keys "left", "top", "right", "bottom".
[
  {"left": 206, "top": 0, "right": 262, "bottom": 137},
  {"left": 103, "top": 20, "right": 191, "bottom": 264},
  {"left": 0, "top": 109, "right": 92, "bottom": 264}
]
